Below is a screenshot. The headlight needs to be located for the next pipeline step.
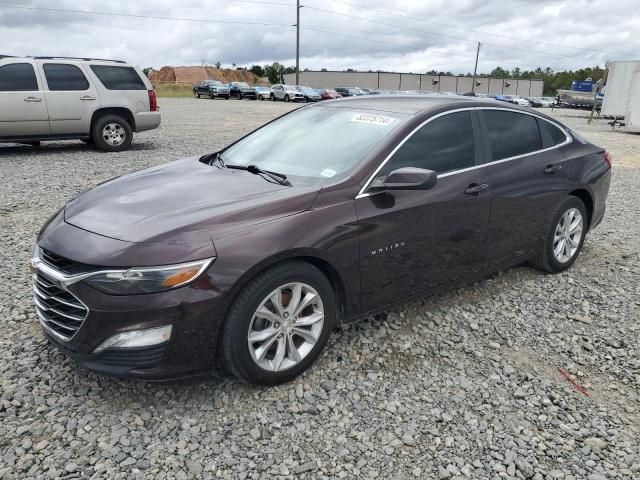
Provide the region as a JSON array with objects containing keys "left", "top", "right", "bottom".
[{"left": 84, "top": 258, "right": 214, "bottom": 295}]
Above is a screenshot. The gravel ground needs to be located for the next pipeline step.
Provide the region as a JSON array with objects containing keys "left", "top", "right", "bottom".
[{"left": 0, "top": 99, "right": 638, "bottom": 480}]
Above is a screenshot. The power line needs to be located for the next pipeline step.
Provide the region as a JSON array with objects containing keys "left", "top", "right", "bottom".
[
  {"left": 0, "top": 3, "right": 291, "bottom": 27},
  {"left": 302, "top": 25, "right": 545, "bottom": 70},
  {"left": 303, "top": 5, "right": 577, "bottom": 60},
  {"left": 320, "top": 0, "right": 630, "bottom": 58}
]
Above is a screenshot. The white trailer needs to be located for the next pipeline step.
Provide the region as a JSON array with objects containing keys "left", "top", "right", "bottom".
[
  {"left": 624, "top": 71, "right": 640, "bottom": 132},
  {"left": 601, "top": 60, "right": 640, "bottom": 118}
]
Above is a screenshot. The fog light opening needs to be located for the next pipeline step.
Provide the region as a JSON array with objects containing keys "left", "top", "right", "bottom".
[{"left": 93, "top": 325, "right": 172, "bottom": 353}]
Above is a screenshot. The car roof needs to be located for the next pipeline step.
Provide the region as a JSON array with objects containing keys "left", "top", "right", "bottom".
[{"left": 311, "top": 94, "right": 485, "bottom": 114}]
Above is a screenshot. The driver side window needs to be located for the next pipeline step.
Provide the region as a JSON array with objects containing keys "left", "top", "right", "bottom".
[{"left": 379, "top": 111, "right": 476, "bottom": 176}]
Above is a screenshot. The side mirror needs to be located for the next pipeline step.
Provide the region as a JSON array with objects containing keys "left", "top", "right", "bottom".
[{"left": 369, "top": 167, "right": 438, "bottom": 191}]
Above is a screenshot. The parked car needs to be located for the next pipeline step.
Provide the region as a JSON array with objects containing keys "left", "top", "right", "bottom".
[
  {"left": 296, "top": 86, "right": 322, "bottom": 102},
  {"left": 33, "top": 95, "right": 611, "bottom": 385},
  {"left": 494, "top": 94, "right": 514, "bottom": 103},
  {"left": 254, "top": 85, "right": 272, "bottom": 100},
  {"left": 526, "top": 96, "right": 543, "bottom": 107},
  {"left": 334, "top": 86, "right": 366, "bottom": 97},
  {"left": 193, "top": 80, "right": 230, "bottom": 99},
  {"left": 319, "top": 88, "right": 342, "bottom": 100},
  {"left": 0, "top": 56, "right": 160, "bottom": 152},
  {"left": 270, "top": 84, "right": 305, "bottom": 102},
  {"left": 511, "top": 96, "right": 531, "bottom": 107},
  {"left": 227, "top": 82, "right": 257, "bottom": 100}
]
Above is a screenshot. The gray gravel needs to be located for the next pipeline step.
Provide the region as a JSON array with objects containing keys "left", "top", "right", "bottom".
[{"left": 1, "top": 99, "right": 638, "bottom": 479}]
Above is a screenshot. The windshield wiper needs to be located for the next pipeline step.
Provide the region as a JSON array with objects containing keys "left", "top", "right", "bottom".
[
  {"left": 207, "top": 152, "right": 225, "bottom": 168},
  {"left": 226, "top": 164, "right": 291, "bottom": 186}
]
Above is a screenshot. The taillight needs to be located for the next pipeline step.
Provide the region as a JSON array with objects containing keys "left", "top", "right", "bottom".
[
  {"left": 603, "top": 151, "right": 612, "bottom": 168},
  {"left": 148, "top": 89, "right": 158, "bottom": 112}
]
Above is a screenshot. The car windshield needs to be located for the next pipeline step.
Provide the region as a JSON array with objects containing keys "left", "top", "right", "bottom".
[
  {"left": 325, "top": 89, "right": 337, "bottom": 94},
  {"left": 222, "top": 107, "right": 406, "bottom": 181},
  {"left": 236, "top": 82, "right": 250, "bottom": 88},
  {"left": 208, "top": 81, "right": 222, "bottom": 86}
]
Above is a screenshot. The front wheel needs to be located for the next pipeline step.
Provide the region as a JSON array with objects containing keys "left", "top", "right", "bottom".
[
  {"left": 194, "top": 91, "right": 200, "bottom": 98},
  {"left": 284, "top": 94, "right": 290, "bottom": 102},
  {"left": 220, "top": 261, "right": 336, "bottom": 385},
  {"left": 91, "top": 114, "right": 133, "bottom": 152},
  {"left": 209, "top": 92, "right": 216, "bottom": 99},
  {"left": 530, "top": 196, "right": 587, "bottom": 273}
]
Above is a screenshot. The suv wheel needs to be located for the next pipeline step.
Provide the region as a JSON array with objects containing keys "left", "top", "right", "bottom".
[
  {"left": 284, "top": 94, "right": 290, "bottom": 102},
  {"left": 209, "top": 91, "right": 216, "bottom": 100},
  {"left": 530, "top": 196, "right": 587, "bottom": 273},
  {"left": 270, "top": 93, "right": 275, "bottom": 101},
  {"left": 91, "top": 114, "right": 133, "bottom": 152},
  {"left": 237, "top": 93, "right": 243, "bottom": 100},
  {"left": 221, "top": 261, "right": 336, "bottom": 385},
  {"left": 194, "top": 91, "right": 200, "bottom": 98}
]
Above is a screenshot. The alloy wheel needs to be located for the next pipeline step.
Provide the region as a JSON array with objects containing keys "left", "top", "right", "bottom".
[
  {"left": 553, "top": 208, "right": 583, "bottom": 263},
  {"left": 247, "top": 282, "right": 324, "bottom": 372},
  {"left": 101, "top": 123, "right": 126, "bottom": 146}
]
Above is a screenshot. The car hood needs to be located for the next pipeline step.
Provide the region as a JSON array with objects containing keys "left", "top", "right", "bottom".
[{"left": 64, "top": 157, "right": 320, "bottom": 244}]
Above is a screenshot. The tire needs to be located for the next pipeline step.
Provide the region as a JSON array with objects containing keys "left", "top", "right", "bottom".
[
  {"left": 209, "top": 92, "right": 215, "bottom": 100},
  {"left": 270, "top": 93, "right": 275, "bottom": 101},
  {"left": 194, "top": 91, "right": 200, "bottom": 98},
  {"left": 220, "top": 261, "right": 336, "bottom": 385},
  {"left": 284, "top": 94, "right": 290, "bottom": 102},
  {"left": 237, "top": 93, "right": 243, "bottom": 100},
  {"left": 91, "top": 114, "right": 133, "bottom": 152},
  {"left": 529, "top": 196, "right": 588, "bottom": 273},
  {"left": 225, "top": 95, "right": 230, "bottom": 100}
]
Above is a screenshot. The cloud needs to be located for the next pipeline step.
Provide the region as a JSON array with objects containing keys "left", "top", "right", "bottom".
[{"left": 0, "top": 0, "right": 636, "bottom": 74}]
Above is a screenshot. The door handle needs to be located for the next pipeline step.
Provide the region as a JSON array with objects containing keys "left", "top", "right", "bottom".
[
  {"left": 24, "top": 96, "right": 42, "bottom": 102},
  {"left": 544, "top": 164, "right": 562, "bottom": 174},
  {"left": 464, "top": 183, "right": 489, "bottom": 195},
  {"left": 80, "top": 95, "right": 96, "bottom": 101}
]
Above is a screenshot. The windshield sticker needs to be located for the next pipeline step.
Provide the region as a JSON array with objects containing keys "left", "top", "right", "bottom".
[
  {"left": 350, "top": 113, "right": 397, "bottom": 126},
  {"left": 320, "top": 168, "right": 337, "bottom": 178}
]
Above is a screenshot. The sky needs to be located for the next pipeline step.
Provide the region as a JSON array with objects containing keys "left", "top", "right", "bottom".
[{"left": 0, "top": 0, "right": 638, "bottom": 74}]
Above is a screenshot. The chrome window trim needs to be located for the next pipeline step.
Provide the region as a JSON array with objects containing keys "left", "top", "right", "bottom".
[{"left": 356, "top": 106, "right": 572, "bottom": 199}]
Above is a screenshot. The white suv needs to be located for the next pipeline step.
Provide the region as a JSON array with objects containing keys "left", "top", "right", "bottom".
[{"left": 0, "top": 56, "right": 161, "bottom": 152}]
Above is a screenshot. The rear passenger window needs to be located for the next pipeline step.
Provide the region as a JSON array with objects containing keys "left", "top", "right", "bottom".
[
  {"left": 482, "top": 110, "right": 542, "bottom": 160},
  {"left": 43, "top": 64, "right": 89, "bottom": 91},
  {"left": 380, "top": 111, "right": 476, "bottom": 175},
  {"left": 90, "top": 65, "right": 146, "bottom": 90},
  {"left": 537, "top": 118, "right": 567, "bottom": 147},
  {"left": 0, "top": 63, "right": 38, "bottom": 91}
]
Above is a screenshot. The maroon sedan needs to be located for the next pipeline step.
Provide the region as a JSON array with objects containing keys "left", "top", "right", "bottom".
[
  {"left": 32, "top": 96, "right": 611, "bottom": 385},
  {"left": 320, "top": 88, "right": 342, "bottom": 100}
]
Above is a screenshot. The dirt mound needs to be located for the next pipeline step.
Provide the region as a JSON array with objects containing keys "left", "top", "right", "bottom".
[{"left": 149, "top": 66, "right": 266, "bottom": 84}]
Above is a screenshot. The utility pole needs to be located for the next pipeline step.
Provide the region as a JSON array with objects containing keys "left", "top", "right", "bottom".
[
  {"left": 295, "top": 0, "right": 301, "bottom": 85},
  {"left": 472, "top": 42, "right": 481, "bottom": 94}
]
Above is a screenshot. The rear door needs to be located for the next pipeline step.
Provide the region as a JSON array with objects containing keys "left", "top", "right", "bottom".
[
  {"left": 38, "top": 62, "right": 100, "bottom": 135},
  {"left": 356, "top": 110, "right": 491, "bottom": 312},
  {"left": 478, "top": 108, "right": 569, "bottom": 267},
  {"left": 0, "top": 61, "right": 50, "bottom": 138}
]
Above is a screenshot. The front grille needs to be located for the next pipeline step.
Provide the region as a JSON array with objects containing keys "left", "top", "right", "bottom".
[
  {"left": 33, "top": 271, "right": 88, "bottom": 340},
  {"left": 40, "top": 248, "right": 94, "bottom": 275}
]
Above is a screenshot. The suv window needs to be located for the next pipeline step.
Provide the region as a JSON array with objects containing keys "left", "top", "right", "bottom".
[
  {"left": 537, "top": 118, "right": 567, "bottom": 147},
  {"left": 43, "top": 63, "right": 89, "bottom": 91},
  {"left": 90, "top": 65, "right": 146, "bottom": 90},
  {"left": 482, "top": 110, "right": 541, "bottom": 160},
  {"left": 380, "top": 111, "right": 476, "bottom": 175},
  {"left": 0, "top": 63, "right": 38, "bottom": 91}
]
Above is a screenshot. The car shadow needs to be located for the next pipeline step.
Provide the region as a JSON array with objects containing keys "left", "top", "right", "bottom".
[{"left": 0, "top": 141, "right": 158, "bottom": 157}]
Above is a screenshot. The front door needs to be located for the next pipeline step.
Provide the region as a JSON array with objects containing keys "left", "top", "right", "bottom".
[
  {"left": 0, "top": 62, "right": 50, "bottom": 138},
  {"left": 38, "top": 62, "right": 99, "bottom": 135},
  {"left": 356, "top": 110, "right": 491, "bottom": 313}
]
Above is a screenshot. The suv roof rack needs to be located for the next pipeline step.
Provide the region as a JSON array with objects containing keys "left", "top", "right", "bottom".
[
  {"left": 30, "top": 56, "right": 127, "bottom": 64},
  {"left": 0, "top": 54, "right": 16, "bottom": 59}
]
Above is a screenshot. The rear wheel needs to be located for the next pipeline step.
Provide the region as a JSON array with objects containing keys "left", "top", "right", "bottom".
[
  {"left": 530, "top": 196, "right": 587, "bottom": 273},
  {"left": 91, "top": 114, "right": 133, "bottom": 152},
  {"left": 221, "top": 261, "right": 336, "bottom": 385},
  {"left": 194, "top": 90, "right": 200, "bottom": 98},
  {"left": 270, "top": 93, "right": 275, "bottom": 101}
]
